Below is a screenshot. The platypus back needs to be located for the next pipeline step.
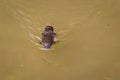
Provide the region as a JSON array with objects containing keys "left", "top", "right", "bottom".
[{"left": 41, "top": 30, "right": 55, "bottom": 46}]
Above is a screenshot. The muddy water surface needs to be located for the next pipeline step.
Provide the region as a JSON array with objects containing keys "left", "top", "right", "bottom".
[{"left": 0, "top": 0, "right": 120, "bottom": 80}]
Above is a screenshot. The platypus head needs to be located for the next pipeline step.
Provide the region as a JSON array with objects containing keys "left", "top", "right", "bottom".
[{"left": 45, "top": 25, "right": 54, "bottom": 32}]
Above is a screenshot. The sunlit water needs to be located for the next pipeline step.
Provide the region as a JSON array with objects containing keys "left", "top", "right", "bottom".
[{"left": 0, "top": 0, "right": 120, "bottom": 80}]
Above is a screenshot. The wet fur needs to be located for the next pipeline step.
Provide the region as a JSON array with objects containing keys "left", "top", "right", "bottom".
[{"left": 40, "top": 26, "right": 56, "bottom": 48}]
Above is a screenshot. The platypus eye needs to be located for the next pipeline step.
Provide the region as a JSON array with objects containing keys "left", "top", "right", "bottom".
[{"left": 45, "top": 28, "right": 49, "bottom": 31}]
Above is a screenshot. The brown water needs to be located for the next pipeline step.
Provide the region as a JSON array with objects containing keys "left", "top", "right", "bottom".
[{"left": 0, "top": 0, "right": 120, "bottom": 80}]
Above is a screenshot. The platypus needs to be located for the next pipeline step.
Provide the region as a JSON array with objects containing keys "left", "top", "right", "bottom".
[{"left": 40, "top": 25, "right": 56, "bottom": 49}]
